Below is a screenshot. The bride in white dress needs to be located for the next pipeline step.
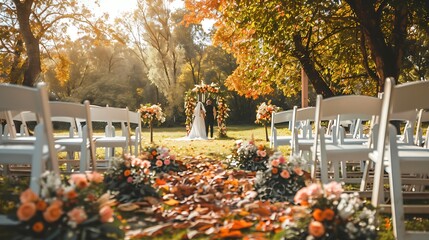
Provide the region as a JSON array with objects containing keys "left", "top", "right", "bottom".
[{"left": 187, "top": 101, "right": 207, "bottom": 139}]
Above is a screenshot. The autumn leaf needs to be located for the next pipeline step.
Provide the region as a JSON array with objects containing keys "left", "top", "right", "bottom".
[{"left": 164, "top": 198, "right": 180, "bottom": 206}]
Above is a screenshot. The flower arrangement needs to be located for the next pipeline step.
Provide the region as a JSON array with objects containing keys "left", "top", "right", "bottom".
[
  {"left": 138, "top": 103, "right": 166, "bottom": 142},
  {"left": 281, "top": 182, "right": 378, "bottom": 240},
  {"left": 255, "top": 101, "right": 280, "bottom": 141},
  {"left": 255, "top": 101, "right": 280, "bottom": 126},
  {"left": 227, "top": 139, "right": 271, "bottom": 171},
  {"left": 138, "top": 103, "right": 166, "bottom": 126},
  {"left": 216, "top": 98, "right": 230, "bottom": 137},
  {"left": 104, "top": 154, "right": 159, "bottom": 203},
  {"left": 255, "top": 153, "right": 308, "bottom": 202},
  {"left": 191, "top": 82, "right": 220, "bottom": 94},
  {"left": 140, "top": 145, "right": 183, "bottom": 174},
  {"left": 14, "top": 171, "right": 123, "bottom": 239}
]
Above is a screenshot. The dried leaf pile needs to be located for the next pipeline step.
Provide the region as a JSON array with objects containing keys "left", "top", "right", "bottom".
[{"left": 120, "top": 155, "right": 293, "bottom": 239}]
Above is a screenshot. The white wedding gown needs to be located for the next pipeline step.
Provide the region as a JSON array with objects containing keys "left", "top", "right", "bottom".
[{"left": 187, "top": 102, "right": 207, "bottom": 139}]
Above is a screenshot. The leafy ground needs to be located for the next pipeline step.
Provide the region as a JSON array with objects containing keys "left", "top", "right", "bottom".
[{"left": 1, "top": 125, "right": 428, "bottom": 239}]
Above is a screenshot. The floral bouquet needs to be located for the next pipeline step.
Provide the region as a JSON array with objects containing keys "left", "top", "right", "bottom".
[
  {"left": 191, "top": 82, "right": 220, "bottom": 94},
  {"left": 140, "top": 145, "right": 183, "bottom": 174},
  {"left": 104, "top": 154, "right": 159, "bottom": 203},
  {"left": 138, "top": 103, "right": 166, "bottom": 142},
  {"left": 255, "top": 153, "right": 308, "bottom": 202},
  {"left": 14, "top": 171, "right": 123, "bottom": 240},
  {"left": 281, "top": 182, "right": 378, "bottom": 240},
  {"left": 138, "top": 103, "right": 166, "bottom": 126},
  {"left": 255, "top": 101, "right": 280, "bottom": 141},
  {"left": 227, "top": 139, "right": 271, "bottom": 172}
]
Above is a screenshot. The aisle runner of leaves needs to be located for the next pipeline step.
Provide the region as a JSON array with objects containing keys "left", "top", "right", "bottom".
[{"left": 122, "top": 156, "right": 298, "bottom": 239}]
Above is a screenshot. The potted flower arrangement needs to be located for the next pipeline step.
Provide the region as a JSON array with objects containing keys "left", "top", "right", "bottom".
[
  {"left": 13, "top": 171, "right": 123, "bottom": 239},
  {"left": 281, "top": 182, "right": 378, "bottom": 239},
  {"left": 227, "top": 139, "right": 271, "bottom": 172},
  {"left": 216, "top": 98, "right": 230, "bottom": 138},
  {"left": 138, "top": 103, "right": 166, "bottom": 143},
  {"left": 104, "top": 154, "right": 159, "bottom": 203},
  {"left": 255, "top": 101, "right": 280, "bottom": 141},
  {"left": 255, "top": 152, "right": 308, "bottom": 202},
  {"left": 140, "top": 145, "right": 183, "bottom": 174}
]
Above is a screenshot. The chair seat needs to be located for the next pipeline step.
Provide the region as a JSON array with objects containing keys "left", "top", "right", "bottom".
[
  {"left": 369, "top": 146, "right": 429, "bottom": 174},
  {"left": 0, "top": 144, "right": 64, "bottom": 164},
  {"left": 94, "top": 136, "right": 127, "bottom": 147},
  {"left": 313, "top": 144, "right": 372, "bottom": 162},
  {"left": 271, "top": 136, "right": 292, "bottom": 145}
]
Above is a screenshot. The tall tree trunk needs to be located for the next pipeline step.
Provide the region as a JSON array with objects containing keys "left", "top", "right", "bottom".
[
  {"left": 13, "top": 0, "right": 41, "bottom": 87},
  {"left": 292, "top": 33, "right": 335, "bottom": 98},
  {"left": 346, "top": 0, "right": 408, "bottom": 92}
]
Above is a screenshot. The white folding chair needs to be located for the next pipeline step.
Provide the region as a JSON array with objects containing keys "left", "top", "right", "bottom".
[
  {"left": 49, "top": 101, "right": 96, "bottom": 172},
  {"left": 0, "top": 82, "right": 59, "bottom": 194},
  {"left": 89, "top": 105, "right": 131, "bottom": 164},
  {"left": 311, "top": 95, "right": 383, "bottom": 184},
  {"left": 270, "top": 109, "right": 294, "bottom": 150},
  {"left": 371, "top": 78, "right": 429, "bottom": 240},
  {"left": 128, "top": 110, "right": 142, "bottom": 156},
  {"left": 290, "top": 106, "right": 317, "bottom": 157}
]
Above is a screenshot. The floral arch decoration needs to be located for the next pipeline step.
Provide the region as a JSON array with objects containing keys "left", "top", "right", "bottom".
[{"left": 184, "top": 82, "right": 230, "bottom": 137}]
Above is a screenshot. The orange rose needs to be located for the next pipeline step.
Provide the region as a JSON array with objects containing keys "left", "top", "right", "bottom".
[
  {"left": 43, "top": 203, "right": 63, "bottom": 223},
  {"left": 280, "top": 170, "right": 290, "bottom": 179},
  {"left": 17, "top": 202, "right": 36, "bottom": 221},
  {"left": 312, "top": 208, "right": 324, "bottom": 222},
  {"left": 151, "top": 150, "right": 157, "bottom": 156},
  {"left": 70, "top": 173, "right": 90, "bottom": 189},
  {"left": 258, "top": 145, "right": 264, "bottom": 151},
  {"left": 271, "top": 167, "right": 278, "bottom": 174},
  {"left": 294, "top": 167, "right": 304, "bottom": 176},
  {"left": 20, "top": 188, "right": 38, "bottom": 204},
  {"left": 68, "top": 207, "right": 88, "bottom": 224},
  {"left": 309, "top": 221, "right": 325, "bottom": 238},
  {"left": 32, "top": 221, "right": 44, "bottom": 233},
  {"left": 99, "top": 206, "right": 114, "bottom": 223},
  {"left": 67, "top": 190, "right": 78, "bottom": 200},
  {"left": 322, "top": 208, "right": 335, "bottom": 221},
  {"left": 124, "top": 169, "right": 131, "bottom": 177},
  {"left": 36, "top": 200, "right": 47, "bottom": 211}
]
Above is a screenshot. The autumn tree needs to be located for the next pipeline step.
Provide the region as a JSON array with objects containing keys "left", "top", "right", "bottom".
[
  {"left": 2, "top": 0, "right": 109, "bottom": 86},
  {"left": 184, "top": 0, "right": 429, "bottom": 98}
]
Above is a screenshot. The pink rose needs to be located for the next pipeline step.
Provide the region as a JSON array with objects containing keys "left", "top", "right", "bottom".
[
  {"left": 294, "top": 167, "right": 304, "bottom": 176},
  {"left": 156, "top": 160, "right": 163, "bottom": 167},
  {"left": 280, "top": 170, "right": 290, "bottom": 179},
  {"left": 170, "top": 155, "right": 176, "bottom": 161},
  {"left": 306, "top": 183, "right": 323, "bottom": 198},
  {"left": 271, "top": 159, "right": 280, "bottom": 167},
  {"left": 127, "top": 177, "right": 133, "bottom": 183},
  {"left": 294, "top": 188, "right": 309, "bottom": 205},
  {"left": 144, "top": 168, "right": 150, "bottom": 175},
  {"left": 141, "top": 160, "right": 151, "bottom": 168},
  {"left": 99, "top": 206, "right": 114, "bottom": 223},
  {"left": 86, "top": 172, "right": 104, "bottom": 183},
  {"left": 278, "top": 156, "right": 286, "bottom": 164},
  {"left": 257, "top": 150, "right": 267, "bottom": 157},
  {"left": 323, "top": 181, "right": 343, "bottom": 199},
  {"left": 70, "top": 173, "right": 89, "bottom": 189},
  {"left": 164, "top": 159, "right": 171, "bottom": 166},
  {"left": 67, "top": 207, "right": 87, "bottom": 224}
]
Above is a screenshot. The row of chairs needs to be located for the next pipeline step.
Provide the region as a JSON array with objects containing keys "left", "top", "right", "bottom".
[
  {"left": 271, "top": 78, "right": 429, "bottom": 239},
  {"left": 0, "top": 82, "right": 143, "bottom": 194}
]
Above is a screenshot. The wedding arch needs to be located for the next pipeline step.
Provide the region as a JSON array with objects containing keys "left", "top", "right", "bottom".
[{"left": 184, "top": 82, "right": 230, "bottom": 138}]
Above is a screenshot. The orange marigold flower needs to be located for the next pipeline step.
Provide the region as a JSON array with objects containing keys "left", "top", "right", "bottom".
[
  {"left": 151, "top": 150, "right": 157, "bottom": 156},
  {"left": 124, "top": 169, "right": 131, "bottom": 177},
  {"left": 309, "top": 221, "right": 325, "bottom": 238},
  {"left": 32, "top": 221, "right": 44, "bottom": 233},
  {"left": 322, "top": 208, "right": 335, "bottom": 221},
  {"left": 36, "top": 200, "right": 47, "bottom": 211},
  {"left": 43, "top": 203, "right": 63, "bottom": 223},
  {"left": 17, "top": 202, "right": 37, "bottom": 221},
  {"left": 312, "top": 208, "right": 325, "bottom": 222},
  {"left": 271, "top": 167, "right": 278, "bottom": 174}
]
